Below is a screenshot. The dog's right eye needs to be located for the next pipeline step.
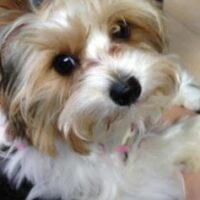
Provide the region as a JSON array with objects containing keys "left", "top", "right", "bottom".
[
  {"left": 111, "top": 20, "right": 131, "bottom": 41},
  {"left": 53, "top": 54, "right": 80, "bottom": 76}
]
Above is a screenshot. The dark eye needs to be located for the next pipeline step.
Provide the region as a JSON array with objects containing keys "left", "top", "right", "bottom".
[
  {"left": 53, "top": 54, "right": 80, "bottom": 76},
  {"left": 111, "top": 20, "right": 131, "bottom": 41}
]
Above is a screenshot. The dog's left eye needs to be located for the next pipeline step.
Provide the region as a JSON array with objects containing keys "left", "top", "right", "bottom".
[
  {"left": 111, "top": 20, "right": 131, "bottom": 41},
  {"left": 53, "top": 54, "right": 80, "bottom": 76}
]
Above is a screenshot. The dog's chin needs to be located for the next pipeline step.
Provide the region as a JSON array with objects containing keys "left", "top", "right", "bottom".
[
  {"left": 58, "top": 93, "right": 126, "bottom": 149},
  {"left": 58, "top": 89, "right": 171, "bottom": 153}
]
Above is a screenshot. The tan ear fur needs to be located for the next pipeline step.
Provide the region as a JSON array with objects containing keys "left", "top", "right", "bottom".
[
  {"left": 0, "top": 0, "right": 28, "bottom": 9},
  {"left": 67, "top": 130, "right": 90, "bottom": 155},
  {"left": 153, "top": 60, "right": 180, "bottom": 98},
  {"left": 0, "top": 0, "right": 29, "bottom": 26}
]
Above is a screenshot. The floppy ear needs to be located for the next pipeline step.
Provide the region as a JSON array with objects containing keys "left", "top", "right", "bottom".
[
  {"left": 0, "top": 1, "right": 29, "bottom": 28},
  {"left": 0, "top": 0, "right": 28, "bottom": 10}
]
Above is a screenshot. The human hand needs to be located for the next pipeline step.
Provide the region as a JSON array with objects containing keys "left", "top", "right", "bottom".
[{"left": 162, "top": 106, "right": 199, "bottom": 200}]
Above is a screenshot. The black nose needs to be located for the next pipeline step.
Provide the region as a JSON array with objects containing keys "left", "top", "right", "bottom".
[{"left": 109, "top": 76, "right": 141, "bottom": 106}]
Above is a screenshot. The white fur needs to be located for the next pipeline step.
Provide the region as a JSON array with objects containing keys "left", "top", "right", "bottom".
[
  {"left": 4, "top": 112, "right": 200, "bottom": 200},
  {"left": 173, "top": 71, "right": 200, "bottom": 110},
  {"left": 0, "top": 110, "right": 10, "bottom": 150},
  {"left": 4, "top": 135, "right": 184, "bottom": 200},
  {"left": 8, "top": 116, "right": 200, "bottom": 200}
]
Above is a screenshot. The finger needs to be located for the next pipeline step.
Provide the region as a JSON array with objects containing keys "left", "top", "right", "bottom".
[{"left": 162, "top": 106, "right": 196, "bottom": 123}]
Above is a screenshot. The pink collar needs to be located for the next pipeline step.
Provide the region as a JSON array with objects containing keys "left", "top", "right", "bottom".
[
  {"left": 115, "top": 145, "right": 130, "bottom": 154},
  {"left": 14, "top": 139, "right": 28, "bottom": 150}
]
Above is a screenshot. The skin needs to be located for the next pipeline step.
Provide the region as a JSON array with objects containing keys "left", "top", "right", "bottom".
[{"left": 163, "top": 106, "right": 200, "bottom": 200}]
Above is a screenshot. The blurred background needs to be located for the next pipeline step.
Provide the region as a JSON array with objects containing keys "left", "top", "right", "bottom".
[{"left": 164, "top": 0, "right": 200, "bottom": 82}]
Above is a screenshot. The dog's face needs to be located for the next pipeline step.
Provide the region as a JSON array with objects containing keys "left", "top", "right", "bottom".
[{"left": 0, "top": 0, "right": 178, "bottom": 155}]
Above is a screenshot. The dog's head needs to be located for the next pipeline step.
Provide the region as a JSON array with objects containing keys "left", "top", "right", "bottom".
[{"left": 0, "top": 0, "right": 179, "bottom": 156}]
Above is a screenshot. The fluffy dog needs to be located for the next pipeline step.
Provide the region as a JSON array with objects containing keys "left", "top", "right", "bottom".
[{"left": 1, "top": 0, "right": 200, "bottom": 199}]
